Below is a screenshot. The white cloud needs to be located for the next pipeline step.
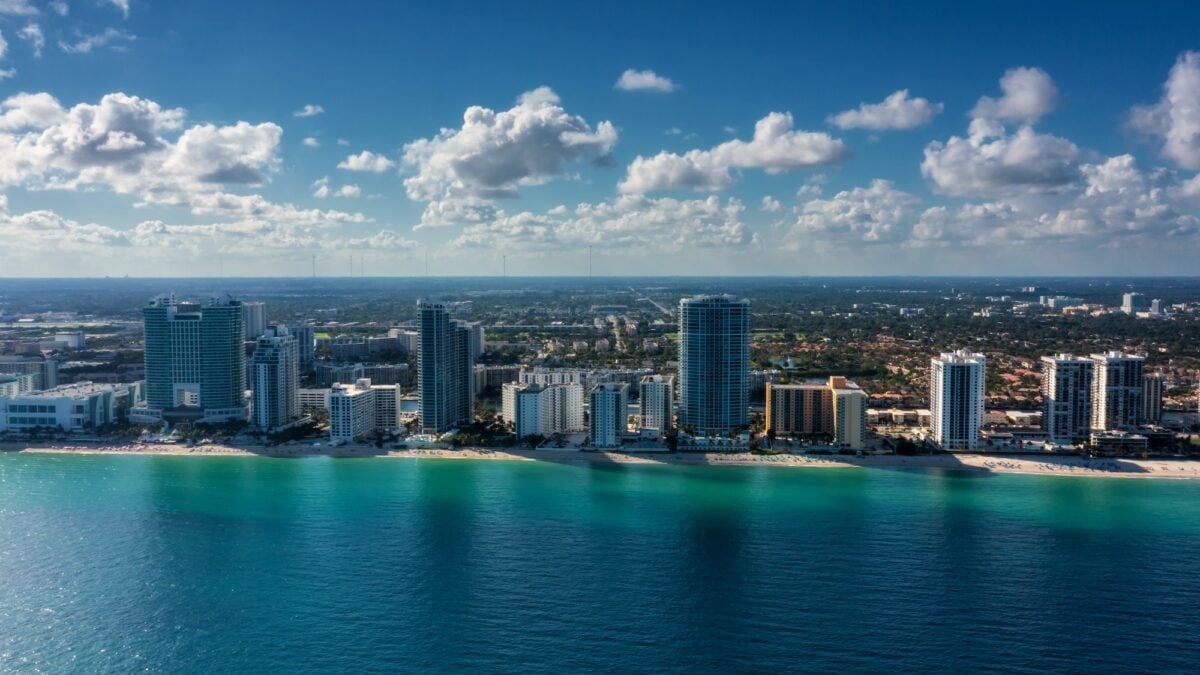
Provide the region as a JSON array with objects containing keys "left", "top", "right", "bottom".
[
  {"left": 50, "top": 1, "right": 67, "bottom": 16},
  {"left": 828, "top": 89, "right": 943, "bottom": 130},
  {"left": 18, "top": 23, "right": 43, "bottom": 57},
  {"left": 760, "top": 195, "right": 782, "bottom": 212},
  {"left": 311, "top": 176, "right": 361, "bottom": 199},
  {"left": 1128, "top": 51, "right": 1200, "bottom": 170},
  {"left": 921, "top": 118, "right": 1081, "bottom": 197},
  {"left": 789, "top": 179, "right": 920, "bottom": 247},
  {"left": 293, "top": 103, "right": 324, "bottom": 118},
  {"left": 107, "top": 0, "right": 129, "bottom": 17},
  {"left": 302, "top": 136, "right": 319, "bottom": 148},
  {"left": 0, "top": 68, "right": 14, "bottom": 80},
  {"left": 59, "top": 28, "right": 135, "bottom": 54},
  {"left": 338, "top": 150, "right": 395, "bottom": 172},
  {"left": 451, "top": 195, "right": 752, "bottom": 252},
  {"left": 0, "top": 0, "right": 37, "bottom": 16},
  {"left": 401, "top": 86, "right": 617, "bottom": 227},
  {"left": 619, "top": 112, "right": 847, "bottom": 193},
  {"left": 614, "top": 69, "right": 679, "bottom": 93},
  {"left": 970, "top": 67, "right": 1059, "bottom": 123},
  {"left": 336, "top": 138, "right": 350, "bottom": 146}
]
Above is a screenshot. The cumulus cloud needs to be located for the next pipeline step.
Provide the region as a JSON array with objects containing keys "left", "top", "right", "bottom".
[
  {"left": 293, "top": 103, "right": 324, "bottom": 118},
  {"left": 614, "top": 69, "right": 679, "bottom": 93},
  {"left": 1128, "top": 51, "right": 1200, "bottom": 170},
  {"left": 50, "top": 1, "right": 67, "bottom": 15},
  {"left": 0, "top": 90, "right": 370, "bottom": 229},
  {"left": 338, "top": 150, "right": 395, "bottom": 172},
  {"left": 0, "top": 0, "right": 37, "bottom": 16},
  {"left": 302, "top": 136, "right": 319, "bottom": 148},
  {"left": 451, "top": 195, "right": 752, "bottom": 252},
  {"left": 921, "top": 118, "right": 1081, "bottom": 197},
  {"left": 0, "top": 29, "right": 8, "bottom": 60},
  {"left": 789, "top": 179, "right": 920, "bottom": 247},
  {"left": 59, "top": 28, "right": 135, "bottom": 54},
  {"left": 619, "top": 112, "right": 847, "bottom": 194},
  {"left": 401, "top": 86, "right": 617, "bottom": 227},
  {"left": 311, "top": 176, "right": 362, "bottom": 199},
  {"left": 970, "top": 67, "right": 1059, "bottom": 123},
  {"left": 18, "top": 23, "right": 43, "bottom": 57},
  {"left": 828, "top": 89, "right": 943, "bottom": 130},
  {"left": 107, "top": 0, "right": 129, "bottom": 18},
  {"left": 760, "top": 195, "right": 783, "bottom": 212}
]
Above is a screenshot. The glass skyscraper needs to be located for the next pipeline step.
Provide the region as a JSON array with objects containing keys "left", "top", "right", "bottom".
[
  {"left": 417, "top": 301, "right": 474, "bottom": 434},
  {"left": 677, "top": 295, "right": 750, "bottom": 436},
  {"left": 134, "top": 294, "right": 248, "bottom": 424}
]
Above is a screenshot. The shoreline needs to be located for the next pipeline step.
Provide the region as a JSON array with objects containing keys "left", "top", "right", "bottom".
[{"left": 3, "top": 441, "right": 1200, "bottom": 480}]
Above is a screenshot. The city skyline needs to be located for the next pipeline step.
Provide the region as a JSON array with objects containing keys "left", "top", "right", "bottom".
[{"left": 2, "top": 2, "right": 1200, "bottom": 277}]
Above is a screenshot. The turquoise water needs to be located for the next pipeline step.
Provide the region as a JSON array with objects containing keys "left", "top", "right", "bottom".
[{"left": 2, "top": 454, "right": 1199, "bottom": 673}]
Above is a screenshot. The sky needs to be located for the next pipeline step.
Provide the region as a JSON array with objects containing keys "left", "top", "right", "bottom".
[{"left": 1, "top": 0, "right": 1200, "bottom": 277}]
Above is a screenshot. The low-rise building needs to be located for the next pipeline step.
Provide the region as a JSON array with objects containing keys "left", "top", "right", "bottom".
[
  {"left": 0, "top": 381, "right": 143, "bottom": 433},
  {"left": 502, "top": 382, "right": 585, "bottom": 440}
]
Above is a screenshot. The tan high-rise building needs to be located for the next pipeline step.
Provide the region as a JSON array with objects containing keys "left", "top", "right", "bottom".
[{"left": 766, "top": 376, "right": 867, "bottom": 449}]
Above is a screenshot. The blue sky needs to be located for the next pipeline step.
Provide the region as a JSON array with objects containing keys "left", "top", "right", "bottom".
[{"left": 2, "top": 0, "right": 1200, "bottom": 276}]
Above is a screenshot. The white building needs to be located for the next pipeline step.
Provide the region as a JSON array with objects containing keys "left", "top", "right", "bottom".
[
  {"left": 0, "top": 373, "right": 36, "bottom": 397},
  {"left": 520, "top": 368, "right": 588, "bottom": 387},
  {"left": 502, "top": 382, "right": 584, "bottom": 440},
  {"left": 930, "top": 350, "right": 986, "bottom": 451},
  {"left": 1041, "top": 354, "right": 1093, "bottom": 444},
  {"left": 372, "top": 383, "right": 401, "bottom": 430},
  {"left": 589, "top": 382, "right": 629, "bottom": 449},
  {"left": 53, "top": 331, "right": 86, "bottom": 349},
  {"left": 1091, "top": 352, "right": 1145, "bottom": 431},
  {"left": 1120, "top": 292, "right": 1148, "bottom": 315},
  {"left": 329, "top": 379, "right": 376, "bottom": 442},
  {"left": 250, "top": 326, "right": 300, "bottom": 432},
  {"left": 0, "top": 381, "right": 143, "bottom": 433},
  {"left": 0, "top": 356, "right": 59, "bottom": 391},
  {"left": 638, "top": 374, "right": 674, "bottom": 434},
  {"left": 298, "top": 388, "right": 331, "bottom": 415},
  {"left": 242, "top": 301, "right": 267, "bottom": 340},
  {"left": 829, "top": 376, "right": 867, "bottom": 449}
]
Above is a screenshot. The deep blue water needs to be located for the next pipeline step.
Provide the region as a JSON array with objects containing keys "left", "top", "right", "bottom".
[{"left": 1, "top": 454, "right": 1199, "bottom": 673}]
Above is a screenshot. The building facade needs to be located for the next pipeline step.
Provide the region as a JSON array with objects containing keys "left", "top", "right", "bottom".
[
  {"left": 0, "top": 381, "right": 143, "bottom": 432},
  {"left": 417, "top": 301, "right": 474, "bottom": 434},
  {"left": 638, "top": 374, "right": 674, "bottom": 433},
  {"left": 0, "top": 355, "right": 59, "bottom": 391},
  {"left": 677, "top": 295, "right": 750, "bottom": 436},
  {"left": 135, "top": 294, "right": 247, "bottom": 424},
  {"left": 329, "top": 379, "right": 376, "bottom": 442},
  {"left": 1090, "top": 352, "right": 1145, "bottom": 431},
  {"left": 1143, "top": 372, "right": 1166, "bottom": 423},
  {"left": 930, "top": 350, "right": 986, "bottom": 451},
  {"left": 250, "top": 325, "right": 300, "bottom": 432},
  {"left": 589, "top": 382, "right": 629, "bottom": 449},
  {"left": 242, "top": 301, "right": 267, "bottom": 340},
  {"left": 502, "top": 382, "right": 585, "bottom": 440},
  {"left": 765, "top": 376, "right": 866, "bottom": 448},
  {"left": 1041, "top": 354, "right": 1094, "bottom": 444}
]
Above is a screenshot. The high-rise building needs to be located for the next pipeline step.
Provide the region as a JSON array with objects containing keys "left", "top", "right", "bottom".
[
  {"left": 677, "top": 295, "right": 750, "bottom": 436},
  {"left": 930, "top": 350, "right": 986, "bottom": 451},
  {"left": 1143, "top": 372, "right": 1166, "bottom": 423},
  {"left": 417, "top": 301, "right": 474, "bottom": 434},
  {"left": 1090, "top": 352, "right": 1145, "bottom": 431},
  {"left": 250, "top": 325, "right": 300, "bottom": 432},
  {"left": 329, "top": 379, "right": 376, "bottom": 442},
  {"left": 463, "top": 322, "right": 486, "bottom": 362},
  {"left": 765, "top": 376, "right": 866, "bottom": 448},
  {"left": 829, "top": 376, "right": 867, "bottom": 449},
  {"left": 638, "top": 375, "right": 674, "bottom": 433},
  {"left": 134, "top": 294, "right": 247, "bottom": 424},
  {"left": 1120, "top": 293, "right": 1148, "bottom": 315},
  {"left": 589, "top": 382, "right": 628, "bottom": 449},
  {"left": 287, "top": 322, "right": 316, "bottom": 368},
  {"left": 0, "top": 355, "right": 59, "bottom": 391},
  {"left": 502, "top": 382, "right": 585, "bottom": 440},
  {"left": 242, "top": 301, "right": 267, "bottom": 340},
  {"left": 1041, "top": 354, "right": 1094, "bottom": 444}
]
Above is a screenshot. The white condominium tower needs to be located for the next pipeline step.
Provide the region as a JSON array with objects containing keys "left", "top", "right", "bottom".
[
  {"left": 1040, "top": 354, "right": 1093, "bottom": 444},
  {"left": 638, "top": 374, "right": 674, "bottom": 433},
  {"left": 250, "top": 325, "right": 300, "bottom": 432},
  {"left": 417, "top": 301, "right": 475, "bottom": 434},
  {"left": 242, "top": 301, "right": 267, "bottom": 340},
  {"left": 501, "top": 382, "right": 585, "bottom": 440},
  {"left": 589, "top": 382, "right": 629, "bottom": 449},
  {"left": 929, "top": 350, "right": 986, "bottom": 451},
  {"left": 677, "top": 295, "right": 750, "bottom": 436},
  {"left": 1090, "top": 352, "right": 1145, "bottom": 431}
]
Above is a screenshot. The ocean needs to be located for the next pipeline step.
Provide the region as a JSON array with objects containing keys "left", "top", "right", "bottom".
[{"left": 1, "top": 453, "right": 1198, "bottom": 673}]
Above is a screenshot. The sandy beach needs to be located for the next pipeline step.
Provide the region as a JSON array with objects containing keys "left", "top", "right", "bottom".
[{"left": 4, "top": 440, "right": 1200, "bottom": 479}]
